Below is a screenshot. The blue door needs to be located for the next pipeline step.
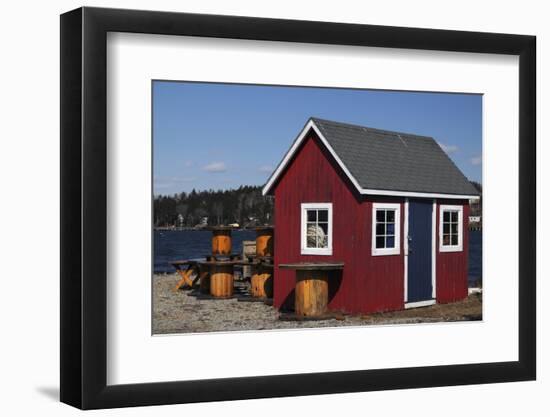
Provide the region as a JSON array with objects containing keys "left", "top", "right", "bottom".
[{"left": 407, "top": 200, "right": 433, "bottom": 303}]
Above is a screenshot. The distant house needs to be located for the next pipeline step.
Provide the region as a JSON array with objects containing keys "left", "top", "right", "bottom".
[
  {"left": 263, "top": 118, "right": 480, "bottom": 314},
  {"left": 469, "top": 215, "right": 482, "bottom": 224}
]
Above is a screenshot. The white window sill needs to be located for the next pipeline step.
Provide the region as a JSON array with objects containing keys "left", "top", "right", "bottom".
[
  {"left": 301, "top": 248, "right": 333, "bottom": 256},
  {"left": 439, "top": 245, "right": 463, "bottom": 253},
  {"left": 371, "top": 248, "right": 400, "bottom": 256}
]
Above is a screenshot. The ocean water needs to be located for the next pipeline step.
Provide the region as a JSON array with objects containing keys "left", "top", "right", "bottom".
[
  {"left": 154, "top": 229, "right": 256, "bottom": 273},
  {"left": 154, "top": 229, "right": 483, "bottom": 286}
]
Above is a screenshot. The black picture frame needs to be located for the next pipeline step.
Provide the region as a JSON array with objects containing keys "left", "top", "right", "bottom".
[{"left": 60, "top": 6, "right": 536, "bottom": 410}]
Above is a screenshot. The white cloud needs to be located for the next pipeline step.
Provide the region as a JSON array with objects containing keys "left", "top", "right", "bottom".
[
  {"left": 153, "top": 176, "right": 197, "bottom": 193},
  {"left": 258, "top": 165, "right": 274, "bottom": 173},
  {"left": 437, "top": 142, "right": 459, "bottom": 154},
  {"left": 470, "top": 155, "right": 482, "bottom": 166},
  {"left": 202, "top": 161, "right": 227, "bottom": 173},
  {"left": 154, "top": 176, "right": 196, "bottom": 188}
]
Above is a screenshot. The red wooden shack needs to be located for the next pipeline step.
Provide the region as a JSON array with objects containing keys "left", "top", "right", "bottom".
[{"left": 263, "top": 118, "right": 480, "bottom": 314}]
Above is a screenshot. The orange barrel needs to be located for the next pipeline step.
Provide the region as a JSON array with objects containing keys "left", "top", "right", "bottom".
[
  {"left": 294, "top": 270, "right": 329, "bottom": 317},
  {"left": 255, "top": 226, "right": 274, "bottom": 258},
  {"left": 209, "top": 262, "right": 234, "bottom": 298},
  {"left": 210, "top": 227, "right": 232, "bottom": 256},
  {"left": 250, "top": 263, "right": 273, "bottom": 298}
]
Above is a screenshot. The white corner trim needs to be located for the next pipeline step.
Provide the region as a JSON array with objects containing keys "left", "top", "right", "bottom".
[
  {"left": 432, "top": 199, "right": 437, "bottom": 299},
  {"left": 262, "top": 120, "right": 480, "bottom": 200},
  {"left": 405, "top": 299, "right": 436, "bottom": 309},
  {"left": 300, "top": 202, "right": 333, "bottom": 256},
  {"left": 371, "top": 202, "right": 401, "bottom": 257},
  {"left": 403, "top": 199, "right": 409, "bottom": 303},
  {"left": 439, "top": 204, "right": 464, "bottom": 253}
]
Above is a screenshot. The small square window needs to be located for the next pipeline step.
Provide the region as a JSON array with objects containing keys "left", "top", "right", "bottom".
[
  {"left": 302, "top": 204, "right": 332, "bottom": 255},
  {"left": 440, "top": 205, "right": 463, "bottom": 252},
  {"left": 372, "top": 203, "right": 401, "bottom": 256}
]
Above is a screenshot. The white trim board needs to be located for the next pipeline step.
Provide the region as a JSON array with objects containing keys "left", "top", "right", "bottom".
[
  {"left": 405, "top": 300, "right": 436, "bottom": 309},
  {"left": 262, "top": 120, "right": 480, "bottom": 200}
]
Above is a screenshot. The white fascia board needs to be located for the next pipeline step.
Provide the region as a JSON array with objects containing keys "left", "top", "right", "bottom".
[
  {"left": 359, "top": 189, "right": 480, "bottom": 200},
  {"left": 262, "top": 120, "right": 316, "bottom": 196},
  {"left": 262, "top": 120, "right": 480, "bottom": 201}
]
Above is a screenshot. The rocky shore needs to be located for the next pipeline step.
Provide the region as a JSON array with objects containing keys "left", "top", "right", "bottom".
[{"left": 153, "top": 273, "right": 482, "bottom": 334}]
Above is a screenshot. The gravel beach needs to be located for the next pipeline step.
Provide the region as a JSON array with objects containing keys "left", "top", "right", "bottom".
[{"left": 153, "top": 273, "right": 482, "bottom": 334}]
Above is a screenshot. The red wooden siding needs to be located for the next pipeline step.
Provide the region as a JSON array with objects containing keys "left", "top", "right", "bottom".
[
  {"left": 435, "top": 200, "right": 469, "bottom": 303},
  {"left": 273, "top": 132, "right": 405, "bottom": 314}
]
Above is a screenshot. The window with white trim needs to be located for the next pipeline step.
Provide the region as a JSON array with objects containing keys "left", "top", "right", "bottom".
[
  {"left": 439, "top": 205, "right": 463, "bottom": 252},
  {"left": 372, "top": 203, "right": 401, "bottom": 256},
  {"left": 301, "top": 203, "right": 332, "bottom": 255}
]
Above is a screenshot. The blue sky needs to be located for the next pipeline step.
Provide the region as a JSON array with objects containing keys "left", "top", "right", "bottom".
[{"left": 153, "top": 81, "right": 482, "bottom": 195}]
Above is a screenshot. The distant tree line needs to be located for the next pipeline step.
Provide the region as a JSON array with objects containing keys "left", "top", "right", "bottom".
[
  {"left": 154, "top": 181, "right": 481, "bottom": 228},
  {"left": 154, "top": 185, "right": 274, "bottom": 228}
]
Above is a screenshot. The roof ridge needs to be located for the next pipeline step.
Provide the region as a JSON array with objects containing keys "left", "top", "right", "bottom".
[{"left": 310, "top": 117, "right": 434, "bottom": 141}]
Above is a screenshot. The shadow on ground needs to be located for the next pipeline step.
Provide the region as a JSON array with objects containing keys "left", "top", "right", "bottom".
[{"left": 36, "top": 386, "right": 59, "bottom": 401}]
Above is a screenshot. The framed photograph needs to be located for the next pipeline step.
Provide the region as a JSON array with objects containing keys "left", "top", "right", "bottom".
[{"left": 60, "top": 6, "right": 536, "bottom": 409}]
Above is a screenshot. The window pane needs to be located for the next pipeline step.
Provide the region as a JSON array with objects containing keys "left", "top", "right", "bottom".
[
  {"left": 376, "top": 236, "right": 385, "bottom": 248},
  {"left": 451, "top": 234, "right": 458, "bottom": 245},
  {"left": 315, "top": 223, "right": 328, "bottom": 248},
  {"left": 307, "top": 210, "right": 317, "bottom": 222},
  {"left": 318, "top": 209, "right": 328, "bottom": 222},
  {"left": 376, "top": 223, "right": 385, "bottom": 236},
  {"left": 376, "top": 210, "right": 385, "bottom": 222},
  {"left": 443, "top": 211, "right": 450, "bottom": 222},
  {"left": 306, "top": 224, "right": 317, "bottom": 248},
  {"left": 451, "top": 211, "right": 458, "bottom": 222},
  {"left": 386, "top": 236, "right": 395, "bottom": 248},
  {"left": 386, "top": 223, "right": 395, "bottom": 235},
  {"left": 443, "top": 234, "right": 450, "bottom": 245},
  {"left": 451, "top": 223, "right": 458, "bottom": 234},
  {"left": 386, "top": 210, "right": 395, "bottom": 223},
  {"left": 443, "top": 223, "right": 450, "bottom": 234}
]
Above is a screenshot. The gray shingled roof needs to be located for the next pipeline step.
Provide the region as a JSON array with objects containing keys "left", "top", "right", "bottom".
[{"left": 310, "top": 117, "right": 479, "bottom": 196}]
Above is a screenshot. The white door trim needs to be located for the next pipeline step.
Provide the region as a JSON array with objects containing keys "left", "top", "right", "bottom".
[
  {"left": 403, "top": 199, "right": 409, "bottom": 303},
  {"left": 404, "top": 199, "right": 437, "bottom": 306},
  {"left": 432, "top": 199, "right": 437, "bottom": 299}
]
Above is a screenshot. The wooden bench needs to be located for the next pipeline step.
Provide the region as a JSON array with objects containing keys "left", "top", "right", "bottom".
[{"left": 171, "top": 260, "right": 204, "bottom": 292}]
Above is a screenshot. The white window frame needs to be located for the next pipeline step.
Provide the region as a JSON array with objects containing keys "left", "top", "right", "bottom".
[
  {"left": 372, "top": 202, "right": 401, "bottom": 256},
  {"left": 300, "top": 203, "right": 333, "bottom": 255},
  {"left": 439, "top": 204, "right": 464, "bottom": 252}
]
